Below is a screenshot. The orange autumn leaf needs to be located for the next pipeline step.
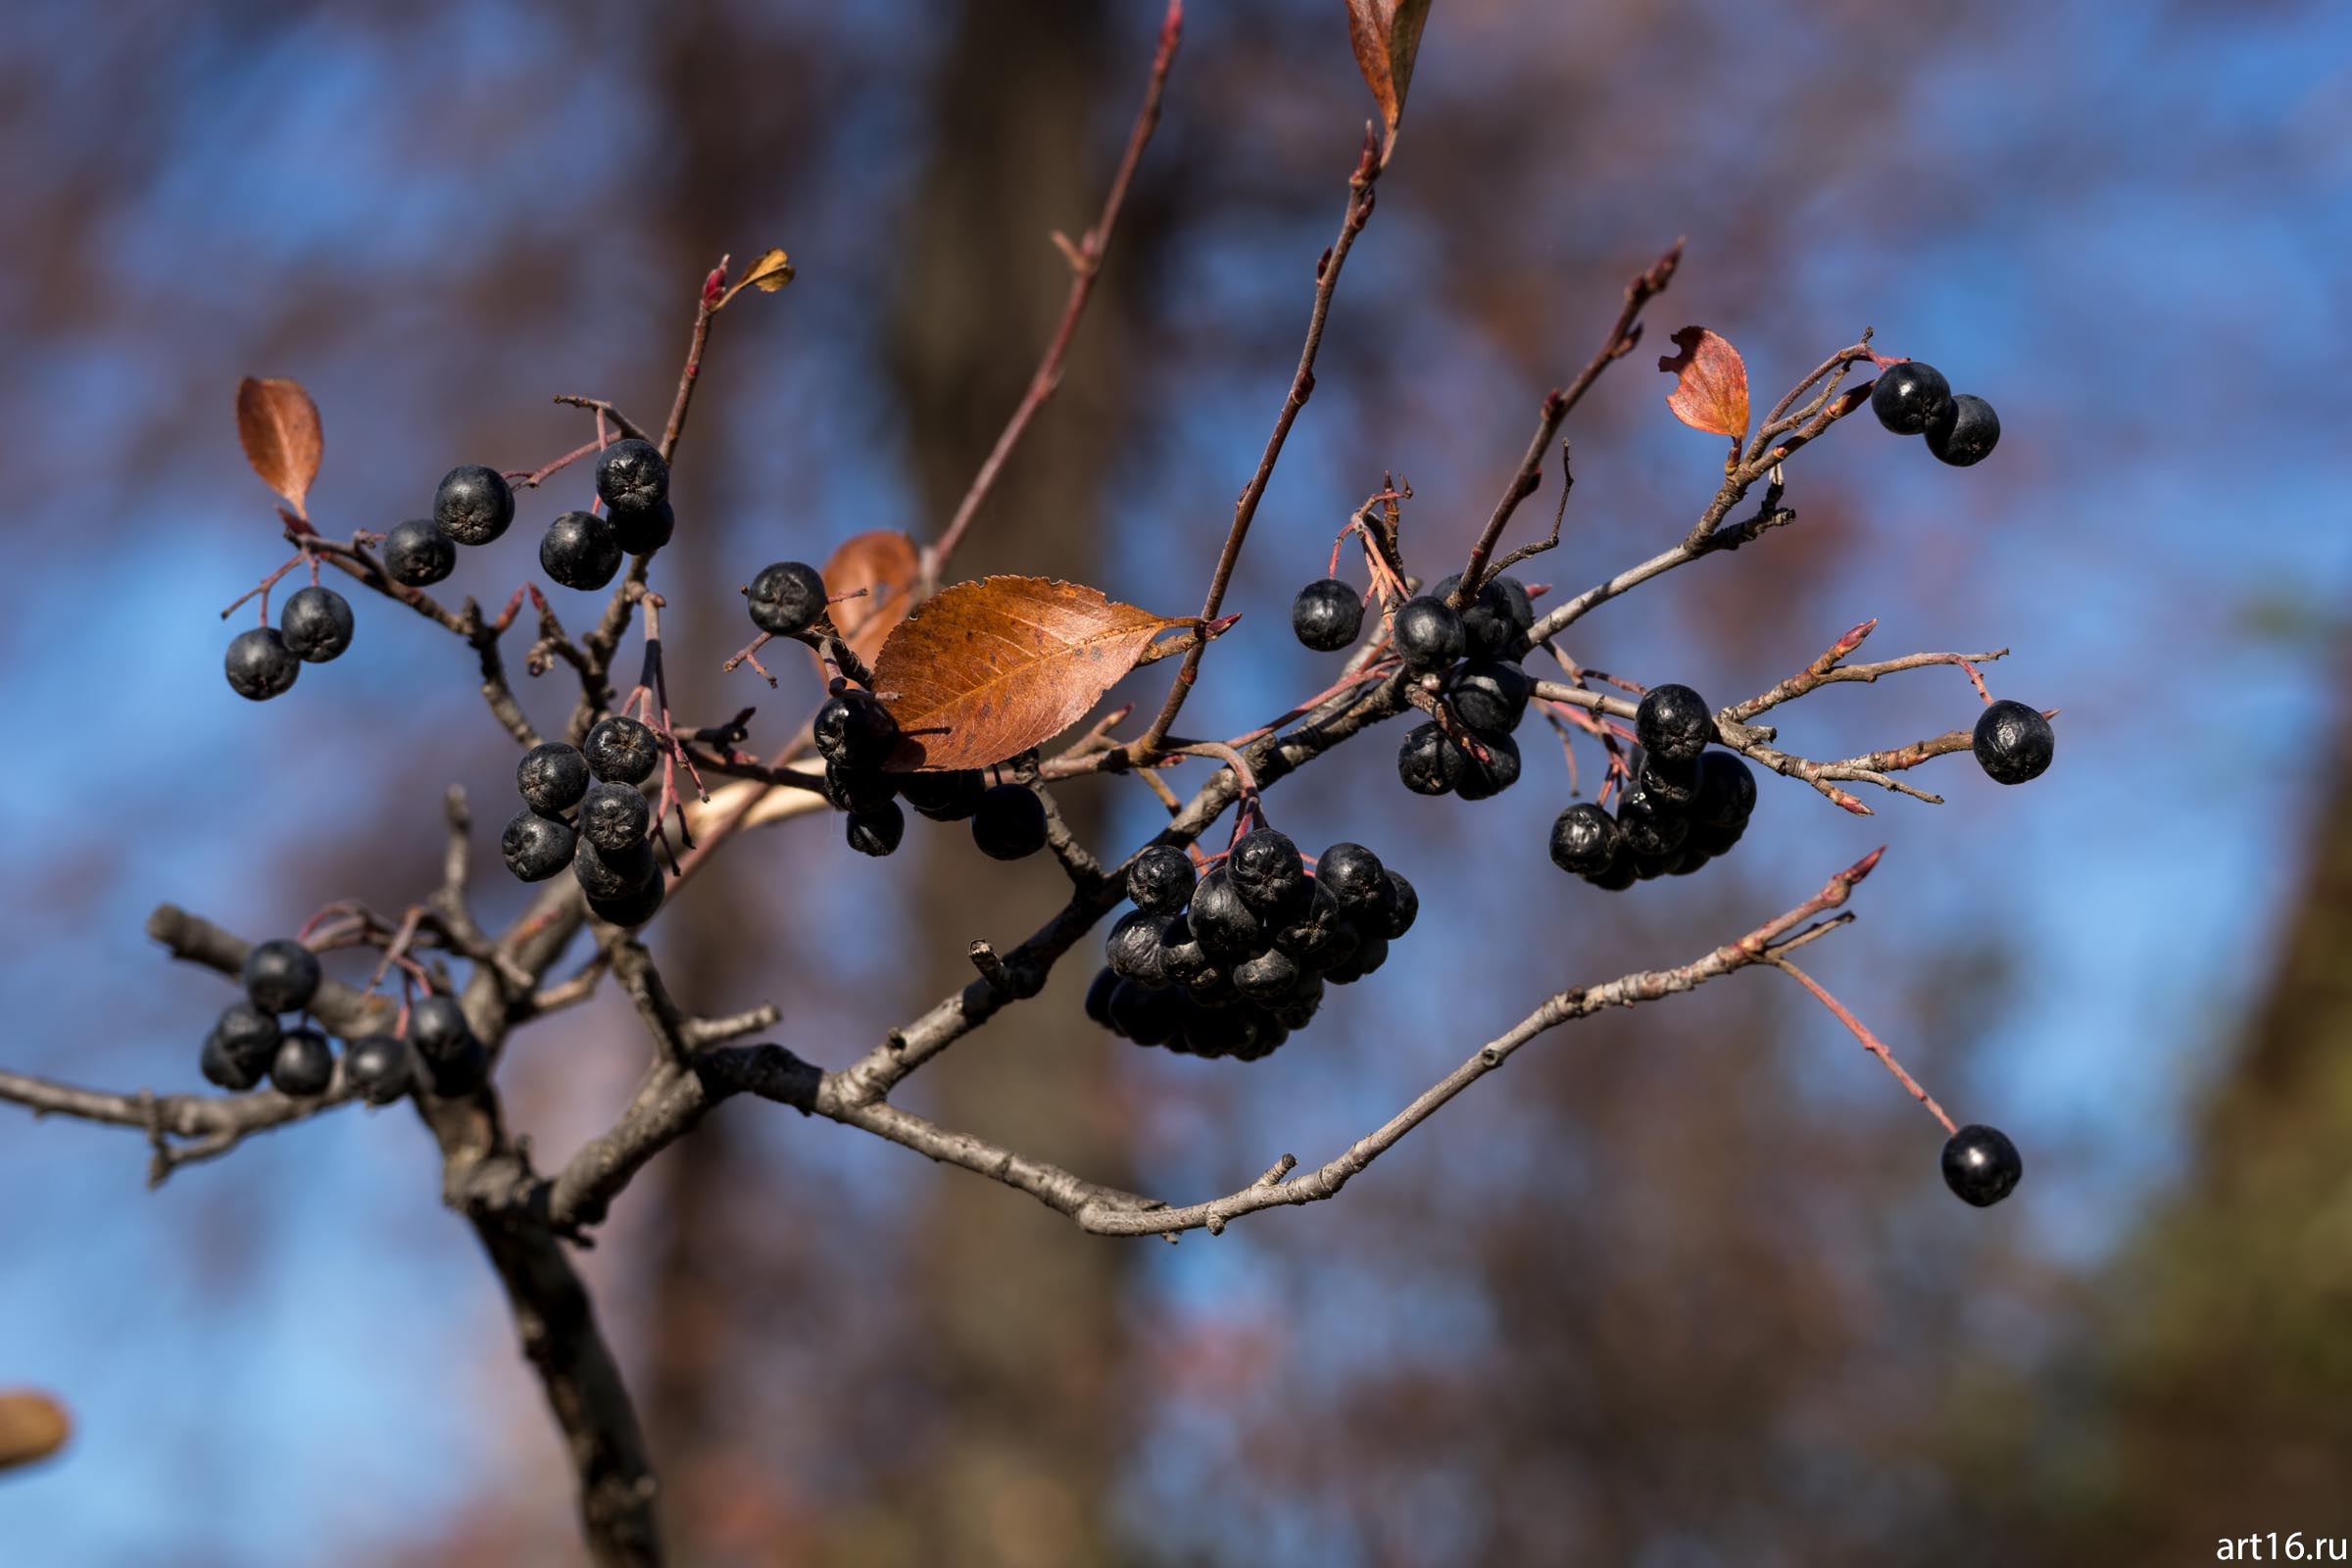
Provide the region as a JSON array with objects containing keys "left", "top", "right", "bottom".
[
  {"left": 234, "top": 376, "right": 323, "bottom": 517},
  {"left": 1657, "top": 326, "right": 1750, "bottom": 443}
]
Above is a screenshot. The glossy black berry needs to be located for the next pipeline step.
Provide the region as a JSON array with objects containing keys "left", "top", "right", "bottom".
[
  {"left": 580, "top": 781, "right": 652, "bottom": 853},
  {"left": 1271, "top": 883, "right": 1352, "bottom": 971},
  {"left": 1395, "top": 595, "right": 1467, "bottom": 673},
  {"left": 1107, "top": 910, "right": 1177, "bottom": 988},
  {"left": 1548, "top": 803, "right": 1622, "bottom": 878},
  {"left": 1491, "top": 575, "right": 1536, "bottom": 649},
  {"left": 1871, "top": 360, "right": 1952, "bottom": 436},
  {"left": 1291, "top": 578, "right": 1364, "bottom": 652},
  {"left": 517, "top": 742, "right": 593, "bottom": 813},
  {"left": 612, "top": 500, "right": 675, "bottom": 558},
  {"left": 822, "top": 763, "right": 897, "bottom": 815},
  {"left": 846, "top": 799, "right": 906, "bottom": 857},
  {"left": 1083, "top": 966, "right": 1120, "bottom": 1029},
  {"left": 382, "top": 518, "right": 456, "bottom": 586},
  {"left": 406, "top": 996, "right": 473, "bottom": 1065},
  {"left": 243, "top": 939, "right": 321, "bottom": 1015},
  {"left": 1591, "top": 854, "right": 1637, "bottom": 892},
  {"left": 1448, "top": 660, "right": 1530, "bottom": 737},
  {"left": 343, "top": 1035, "right": 413, "bottom": 1106},
  {"left": 574, "top": 838, "right": 659, "bottom": 902},
  {"left": 1616, "top": 778, "right": 1690, "bottom": 859},
  {"left": 1233, "top": 947, "right": 1300, "bottom": 1004},
  {"left": 1692, "top": 751, "right": 1758, "bottom": 830},
  {"left": 813, "top": 690, "right": 900, "bottom": 769},
  {"left": 1435, "top": 574, "right": 1523, "bottom": 661},
  {"left": 584, "top": 716, "right": 661, "bottom": 785},
  {"left": 587, "top": 876, "right": 664, "bottom": 929},
  {"left": 1397, "top": 722, "right": 1453, "bottom": 796},
  {"left": 423, "top": 1035, "right": 490, "bottom": 1098},
  {"left": 224, "top": 627, "right": 299, "bottom": 701},
  {"left": 1448, "top": 730, "right": 1521, "bottom": 801},
  {"left": 1927, "top": 394, "right": 2000, "bottom": 467},
  {"left": 1228, "top": 828, "right": 1307, "bottom": 918},
  {"left": 1267, "top": 975, "right": 1325, "bottom": 1031},
  {"left": 1314, "top": 843, "right": 1386, "bottom": 915},
  {"left": 1187, "top": 867, "right": 1263, "bottom": 959},
  {"left": 970, "top": 784, "right": 1048, "bottom": 860},
  {"left": 1380, "top": 871, "right": 1418, "bottom": 938},
  {"left": 1178, "top": 999, "right": 1258, "bottom": 1058},
  {"left": 1972, "top": 700, "right": 2053, "bottom": 785},
  {"left": 1127, "top": 845, "right": 1198, "bottom": 915},
  {"left": 433, "top": 464, "right": 514, "bottom": 546},
  {"left": 900, "top": 768, "right": 987, "bottom": 822},
  {"left": 541, "top": 510, "right": 622, "bottom": 591},
  {"left": 1691, "top": 814, "right": 1748, "bottom": 859},
  {"left": 1940, "top": 1123, "right": 2023, "bottom": 1207},
  {"left": 1635, "top": 683, "right": 1715, "bottom": 764},
  {"left": 278, "top": 586, "right": 354, "bottom": 663},
  {"left": 1326, "top": 931, "right": 1388, "bottom": 985},
  {"left": 1159, "top": 936, "right": 1218, "bottom": 992},
  {"left": 1638, "top": 754, "right": 1699, "bottom": 810},
  {"left": 595, "top": 438, "right": 669, "bottom": 514},
  {"left": 747, "top": 561, "right": 828, "bottom": 637},
  {"left": 216, "top": 1001, "right": 282, "bottom": 1078},
  {"left": 1107, "top": 979, "right": 1184, "bottom": 1046},
  {"left": 269, "top": 1027, "right": 334, "bottom": 1099},
  {"left": 201, "top": 1029, "right": 262, "bottom": 1092}
]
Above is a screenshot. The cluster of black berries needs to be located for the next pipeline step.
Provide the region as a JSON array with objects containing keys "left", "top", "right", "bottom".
[
  {"left": 224, "top": 581, "right": 359, "bottom": 702},
  {"left": 1295, "top": 572, "right": 1541, "bottom": 801},
  {"left": 539, "top": 439, "right": 674, "bottom": 591},
  {"left": 1871, "top": 361, "right": 2000, "bottom": 467},
  {"left": 500, "top": 717, "right": 667, "bottom": 926},
  {"left": 377, "top": 462, "right": 518, "bottom": 592},
  {"left": 1087, "top": 832, "right": 1418, "bottom": 1059},
  {"left": 1548, "top": 684, "right": 1758, "bottom": 889},
  {"left": 200, "top": 940, "right": 485, "bottom": 1102},
  {"left": 811, "top": 685, "right": 1049, "bottom": 862}
]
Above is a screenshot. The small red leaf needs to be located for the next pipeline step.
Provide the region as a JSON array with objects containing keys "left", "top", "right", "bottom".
[
  {"left": 872, "top": 576, "right": 1190, "bottom": 770},
  {"left": 812, "top": 529, "right": 921, "bottom": 675},
  {"left": 1344, "top": 0, "right": 1434, "bottom": 141},
  {"left": 235, "top": 376, "right": 323, "bottom": 517},
  {"left": 1657, "top": 327, "right": 1750, "bottom": 442}
]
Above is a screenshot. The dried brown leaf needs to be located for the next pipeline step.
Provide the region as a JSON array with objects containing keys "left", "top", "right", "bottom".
[
  {"left": 718, "top": 248, "right": 796, "bottom": 309},
  {"left": 814, "top": 529, "right": 921, "bottom": 672},
  {"left": 0, "top": 1392, "right": 69, "bottom": 1472},
  {"left": 235, "top": 376, "right": 322, "bottom": 517},
  {"left": 1657, "top": 326, "right": 1750, "bottom": 442},
  {"left": 1344, "top": 0, "right": 1435, "bottom": 139},
  {"left": 873, "top": 576, "right": 1189, "bottom": 770}
]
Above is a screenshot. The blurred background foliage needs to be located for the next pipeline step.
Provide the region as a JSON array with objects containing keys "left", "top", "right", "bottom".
[{"left": 1, "top": 0, "right": 2347, "bottom": 1563}]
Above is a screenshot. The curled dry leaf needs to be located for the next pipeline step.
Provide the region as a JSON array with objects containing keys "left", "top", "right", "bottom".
[
  {"left": 235, "top": 376, "right": 323, "bottom": 517},
  {"left": 813, "top": 528, "right": 921, "bottom": 672},
  {"left": 1658, "top": 326, "right": 1750, "bottom": 443},
  {"left": 0, "top": 1391, "right": 70, "bottom": 1472},
  {"left": 718, "top": 248, "right": 796, "bottom": 309},
  {"left": 1344, "top": 0, "right": 1435, "bottom": 142},
  {"left": 873, "top": 576, "right": 1190, "bottom": 770}
]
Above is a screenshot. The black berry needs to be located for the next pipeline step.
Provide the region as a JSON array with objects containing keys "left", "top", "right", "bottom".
[
  {"left": 1186, "top": 867, "right": 1263, "bottom": 959},
  {"left": 747, "top": 561, "right": 828, "bottom": 637},
  {"left": 1616, "top": 777, "right": 1690, "bottom": 859},
  {"left": 1158, "top": 936, "right": 1217, "bottom": 991},
  {"left": 587, "top": 876, "right": 665, "bottom": 929},
  {"left": 574, "top": 838, "right": 659, "bottom": 902},
  {"left": 1927, "top": 394, "right": 2000, "bottom": 467},
  {"left": 612, "top": 500, "right": 675, "bottom": 558},
  {"left": 970, "top": 784, "right": 1048, "bottom": 860},
  {"left": 201, "top": 1028, "right": 262, "bottom": 1092},
  {"left": 1233, "top": 947, "right": 1299, "bottom": 1004},
  {"left": 1380, "top": 870, "right": 1418, "bottom": 938},
  {"left": 1083, "top": 966, "right": 1120, "bottom": 1029},
  {"left": 541, "top": 511, "right": 622, "bottom": 591},
  {"left": 1227, "top": 828, "right": 1307, "bottom": 918},
  {"left": 1940, "top": 1123, "right": 2023, "bottom": 1207},
  {"left": 1107, "top": 910, "right": 1178, "bottom": 987},
  {"left": 517, "top": 742, "right": 593, "bottom": 813},
  {"left": 1871, "top": 360, "right": 1952, "bottom": 436},
  {"left": 821, "top": 763, "right": 897, "bottom": 815},
  {"left": 1270, "top": 883, "right": 1352, "bottom": 971},
  {"left": 1127, "top": 845, "right": 1198, "bottom": 915},
  {"left": 1396, "top": 722, "right": 1453, "bottom": 796},
  {"left": 813, "top": 690, "right": 900, "bottom": 769},
  {"left": 433, "top": 464, "right": 514, "bottom": 546},
  {"left": 579, "top": 781, "right": 652, "bottom": 853},
  {"left": 501, "top": 808, "right": 578, "bottom": 883},
  {"left": 1435, "top": 574, "right": 1523, "bottom": 661},
  {"left": 269, "top": 1027, "right": 335, "bottom": 1098},
  {"left": 243, "top": 938, "right": 321, "bottom": 1015},
  {"left": 1325, "top": 931, "right": 1388, "bottom": 985},
  {"left": 1314, "top": 842, "right": 1386, "bottom": 915},
  {"left": 216, "top": 1001, "right": 282, "bottom": 1078},
  {"left": 382, "top": 518, "right": 456, "bottom": 587},
  {"left": 1637, "top": 754, "right": 1699, "bottom": 810},
  {"left": 278, "top": 586, "right": 354, "bottom": 662},
  {"left": 1448, "top": 730, "right": 1521, "bottom": 801},
  {"left": 344, "top": 1035, "right": 413, "bottom": 1106},
  {"left": 595, "top": 438, "right": 669, "bottom": 514},
  {"left": 224, "top": 627, "right": 299, "bottom": 701},
  {"left": 1107, "top": 979, "right": 1184, "bottom": 1046},
  {"left": 846, "top": 799, "right": 906, "bottom": 857},
  {"left": 584, "top": 716, "right": 661, "bottom": 785},
  {"left": 1291, "top": 578, "right": 1363, "bottom": 652},
  {"left": 1972, "top": 700, "right": 2053, "bottom": 786},
  {"left": 1635, "top": 683, "right": 1715, "bottom": 764},
  {"left": 900, "top": 768, "right": 986, "bottom": 822},
  {"left": 406, "top": 996, "right": 473, "bottom": 1065},
  {"left": 1394, "top": 596, "right": 1466, "bottom": 672},
  {"left": 1691, "top": 752, "right": 1758, "bottom": 830},
  {"left": 1548, "top": 803, "right": 1622, "bottom": 878},
  {"left": 1491, "top": 576, "right": 1536, "bottom": 650},
  {"left": 1448, "top": 660, "right": 1530, "bottom": 736}
]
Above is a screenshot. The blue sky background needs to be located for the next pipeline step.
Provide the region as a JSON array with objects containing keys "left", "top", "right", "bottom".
[{"left": 0, "top": 0, "right": 2346, "bottom": 1562}]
